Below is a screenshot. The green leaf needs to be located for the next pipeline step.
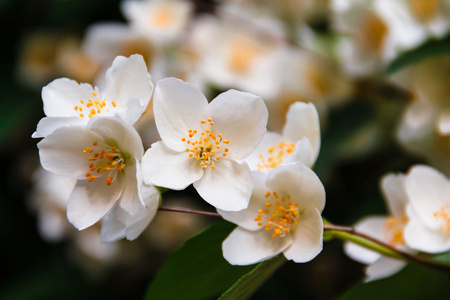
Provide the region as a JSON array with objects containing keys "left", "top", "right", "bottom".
[
  {"left": 386, "top": 34, "right": 450, "bottom": 75},
  {"left": 145, "top": 221, "right": 255, "bottom": 300},
  {"left": 338, "top": 263, "right": 450, "bottom": 300},
  {"left": 219, "top": 254, "right": 286, "bottom": 300},
  {"left": 434, "top": 252, "right": 450, "bottom": 263}
]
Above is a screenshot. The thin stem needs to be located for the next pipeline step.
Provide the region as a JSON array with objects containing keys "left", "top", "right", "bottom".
[
  {"left": 158, "top": 206, "right": 221, "bottom": 217},
  {"left": 324, "top": 224, "right": 450, "bottom": 273}
]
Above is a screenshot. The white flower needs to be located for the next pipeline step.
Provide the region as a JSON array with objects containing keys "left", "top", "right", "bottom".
[
  {"left": 32, "top": 54, "right": 153, "bottom": 138},
  {"left": 344, "top": 173, "right": 410, "bottom": 282},
  {"left": 218, "top": 162, "right": 325, "bottom": 265},
  {"left": 121, "top": 0, "right": 193, "bottom": 45},
  {"left": 141, "top": 77, "right": 268, "bottom": 211},
  {"left": 245, "top": 102, "right": 320, "bottom": 171},
  {"left": 404, "top": 165, "right": 450, "bottom": 253},
  {"left": 37, "top": 115, "right": 160, "bottom": 240}
]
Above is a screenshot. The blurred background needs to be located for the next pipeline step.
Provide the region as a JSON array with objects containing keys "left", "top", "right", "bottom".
[{"left": 1, "top": 0, "right": 450, "bottom": 299}]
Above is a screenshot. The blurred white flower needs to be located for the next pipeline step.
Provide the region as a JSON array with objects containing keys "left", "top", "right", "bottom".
[
  {"left": 142, "top": 78, "right": 268, "bottom": 211},
  {"left": 218, "top": 162, "right": 325, "bottom": 265},
  {"left": 404, "top": 165, "right": 450, "bottom": 253},
  {"left": 344, "top": 173, "right": 410, "bottom": 282},
  {"left": 121, "top": 0, "right": 193, "bottom": 45},
  {"left": 33, "top": 54, "right": 153, "bottom": 138}
]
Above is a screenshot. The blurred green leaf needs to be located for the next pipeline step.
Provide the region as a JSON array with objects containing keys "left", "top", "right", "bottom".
[
  {"left": 338, "top": 263, "right": 450, "bottom": 300},
  {"left": 387, "top": 34, "right": 450, "bottom": 74},
  {"left": 434, "top": 252, "right": 450, "bottom": 263},
  {"left": 145, "top": 221, "right": 256, "bottom": 300},
  {"left": 219, "top": 254, "right": 286, "bottom": 300}
]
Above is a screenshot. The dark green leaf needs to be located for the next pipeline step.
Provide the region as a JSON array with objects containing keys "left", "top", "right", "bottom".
[
  {"left": 338, "top": 263, "right": 450, "bottom": 300},
  {"left": 386, "top": 34, "right": 450, "bottom": 75},
  {"left": 219, "top": 254, "right": 286, "bottom": 300},
  {"left": 145, "top": 221, "right": 256, "bottom": 300},
  {"left": 434, "top": 252, "right": 450, "bottom": 263}
]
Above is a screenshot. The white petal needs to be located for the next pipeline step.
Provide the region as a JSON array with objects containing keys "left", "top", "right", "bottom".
[
  {"left": 222, "top": 226, "right": 292, "bottom": 265},
  {"left": 266, "top": 162, "right": 325, "bottom": 212},
  {"left": 125, "top": 187, "right": 159, "bottom": 240},
  {"left": 365, "top": 256, "right": 406, "bottom": 282},
  {"left": 283, "top": 206, "right": 323, "bottom": 263},
  {"left": 101, "top": 204, "right": 126, "bottom": 242},
  {"left": 117, "top": 162, "right": 143, "bottom": 216},
  {"left": 102, "top": 54, "right": 153, "bottom": 114},
  {"left": 32, "top": 116, "right": 87, "bottom": 138},
  {"left": 87, "top": 115, "right": 144, "bottom": 160},
  {"left": 344, "top": 217, "right": 387, "bottom": 264},
  {"left": 380, "top": 173, "right": 408, "bottom": 217},
  {"left": 218, "top": 171, "right": 268, "bottom": 231},
  {"left": 67, "top": 176, "right": 124, "bottom": 230},
  {"left": 42, "top": 78, "right": 95, "bottom": 117},
  {"left": 153, "top": 78, "right": 207, "bottom": 151},
  {"left": 37, "top": 126, "right": 103, "bottom": 179},
  {"left": 284, "top": 138, "right": 315, "bottom": 168},
  {"left": 404, "top": 217, "right": 450, "bottom": 253},
  {"left": 206, "top": 89, "right": 268, "bottom": 159},
  {"left": 194, "top": 159, "right": 253, "bottom": 211},
  {"left": 406, "top": 165, "right": 449, "bottom": 230},
  {"left": 141, "top": 141, "right": 203, "bottom": 189},
  {"left": 282, "top": 102, "right": 320, "bottom": 162}
]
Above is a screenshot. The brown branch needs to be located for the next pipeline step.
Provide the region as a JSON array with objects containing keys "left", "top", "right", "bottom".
[{"left": 158, "top": 206, "right": 221, "bottom": 217}]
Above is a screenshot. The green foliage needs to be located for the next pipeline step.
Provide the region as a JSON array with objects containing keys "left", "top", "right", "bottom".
[
  {"left": 219, "top": 254, "right": 286, "bottom": 300},
  {"left": 145, "top": 221, "right": 256, "bottom": 300},
  {"left": 338, "top": 263, "right": 450, "bottom": 300},
  {"left": 434, "top": 252, "right": 450, "bottom": 263},
  {"left": 386, "top": 34, "right": 450, "bottom": 74}
]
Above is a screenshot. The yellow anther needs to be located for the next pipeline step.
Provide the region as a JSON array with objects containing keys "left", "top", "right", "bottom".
[
  {"left": 265, "top": 191, "right": 271, "bottom": 198},
  {"left": 111, "top": 101, "right": 117, "bottom": 107}
]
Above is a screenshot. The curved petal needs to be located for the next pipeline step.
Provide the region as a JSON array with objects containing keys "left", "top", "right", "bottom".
[
  {"left": 125, "top": 186, "right": 159, "bottom": 240},
  {"left": 217, "top": 171, "right": 268, "bottom": 231},
  {"left": 102, "top": 54, "right": 153, "bottom": 111},
  {"left": 42, "top": 78, "right": 95, "bottom": 117},
  {"left": 266, "top": 162, "right": 325, "bottom": 212},
  {"left": 222, "top": 226, "right": 292, "bottom": 265},
  {"left": 87, "top": 115, "right": 144, "bottom": 160},
  {"left": 37, "top": 126, "right": 104, "bottom": 179},
  {"left": 206, "top": 89, "right": 268, "bottom": 159},
  {"left": 101, "top": 204, "right": 126, "bottom": 242},
  {"left": 282, "top": 102, "right": 320, "bottom": 161},
  {"left": 153, "top": 78, "right": 207, "bottom": 151},
  {"left": 141, "top": 141, "right": 203, "bottom": 189},
  {"left": 117, "top": 162, "right": 144, "bottom": 216},
  {"left": 404, "top": 217, "right": 450, "bottom": 253},
  {"left": 194, "top": 159, "right": 253, "bottom": 211},
  {"left": 365, "top": 256, "right": 406, "bottom": 282},
  {"left": 405, "top": 165, "right": 449, "bottom": 230},
  {"left": 283, "top": 206, "right": 323, "bottom": 263},
  {"left": 284, "top": 138, "right": 315, "bottom": 168},
  {"left": 67, "top": 175, "right": 124, "bottom": 230},
  {"left": 380, "top": 173, "right": 408, "bottom": 217},
  {"left": 32, "top": 116, "right": 87, "bottom": 138}
]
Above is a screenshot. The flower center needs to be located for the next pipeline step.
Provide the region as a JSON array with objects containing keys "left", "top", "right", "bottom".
[
  {"left": 384, "top": 215, "right": 409, "bottom": 247},
  {"left": 82, "top": 141, "right": 126, "bottom": 186},
  {"left": 151, "top": 6, "right": 173, "bottom": 28},
  {"left": 228, "top": 38, "right": 263, "bottom": 75},
  {"left": 181, "top": 118, "right": 230, "bottom": 170},
  {"left": 433, "top": 206, "right": 450, "bottom": 234},
  {"left": 254, "top": 191, "right": 299, "bottom": 238},
  {"left": 257, "top": 142, "right": 295, "bottom": 171},
  {"left": 73, "top": 92, "right": 117, "bottom": 119},
  {"left": 409, "top": 0, "right": 438, "bottom": 22},
  {"left": 361, "top": 14, "right": 388, "bottom": 53}
]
